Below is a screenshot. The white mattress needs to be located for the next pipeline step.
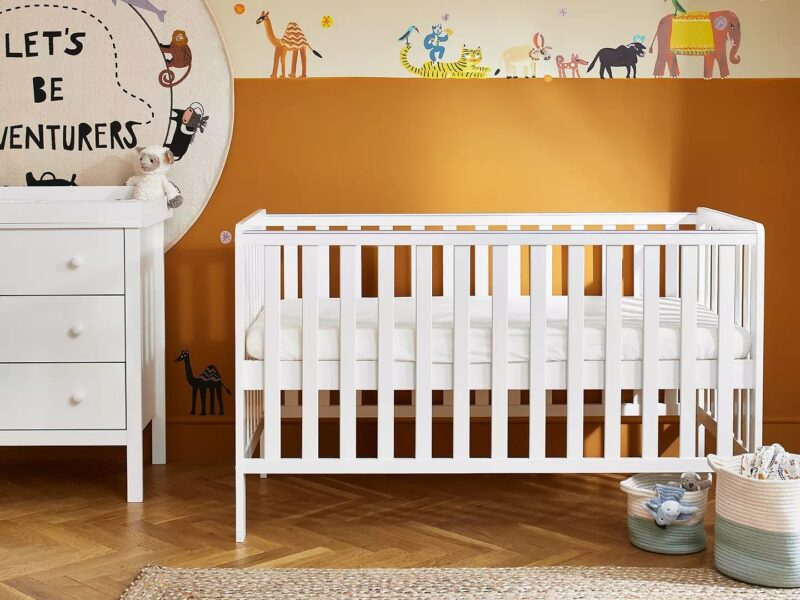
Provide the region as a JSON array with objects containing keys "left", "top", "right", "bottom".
[{"left": 246, "top": 296, "right": 751, "bottom": 363}]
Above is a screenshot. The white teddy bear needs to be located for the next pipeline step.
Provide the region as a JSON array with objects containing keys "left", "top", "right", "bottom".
[{"left": 126, "top": 146, "right": 183, "bottom": 209}]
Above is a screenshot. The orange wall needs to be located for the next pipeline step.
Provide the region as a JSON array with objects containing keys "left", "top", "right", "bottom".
[{"left": 164, "top": 78, "right": 800, "bottom": 459}]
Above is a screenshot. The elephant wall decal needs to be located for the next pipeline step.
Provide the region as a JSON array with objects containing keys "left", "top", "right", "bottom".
[{"left": 649, "top": 11, "right": 741, "bottom": 79}]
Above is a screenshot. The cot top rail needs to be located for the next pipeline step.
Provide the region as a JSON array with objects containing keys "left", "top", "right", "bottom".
[
  {"left": 697, "top": 207, "right": 764, "bottom": 233},
  {"left": 236, "top": 229, "right": 757, "bottom": 246},
  {"left": 236, "top": 211, "right": 700, "bottom": 231}
]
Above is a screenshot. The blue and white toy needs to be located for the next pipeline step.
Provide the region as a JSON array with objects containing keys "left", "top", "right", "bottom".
[{"left": 642, "top": 484, "right": 699, "bottom": 528}]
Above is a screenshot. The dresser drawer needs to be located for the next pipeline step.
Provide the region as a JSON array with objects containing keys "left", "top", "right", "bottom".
[
  {"left": 0, "top": 229, "right": 124, "bottom": 295},
  {"left": 0, "top": 363, "right": 125, "bottom": 430},
  {"left": 0, "top": 296, "right": 125, "bottom": 362}
]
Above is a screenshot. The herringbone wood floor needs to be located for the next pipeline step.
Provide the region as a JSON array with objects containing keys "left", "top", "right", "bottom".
[{"left": 0, "top": 455, "right": 713, "bottom": 599}]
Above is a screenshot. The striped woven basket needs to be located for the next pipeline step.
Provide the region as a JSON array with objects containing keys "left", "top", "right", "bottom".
[
  {"left": 709, "top": 454, "right": 800, "bottom": 588},
  {"left": 620, "top": 473, "right": 710, "bottom": 555}
]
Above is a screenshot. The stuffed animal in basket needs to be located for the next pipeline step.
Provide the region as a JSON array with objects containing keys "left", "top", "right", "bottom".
[
  {"left": 126, "top": 146, "right": 183, "bottom": 209},
  {"left": 643, "top": 484, "right": 699, "bottom": 528},
  {"left": 668, "top": 472, "right": 712, "bottom": 492}
]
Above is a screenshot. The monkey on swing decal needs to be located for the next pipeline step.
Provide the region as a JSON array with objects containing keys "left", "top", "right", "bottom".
[{"left": 0, "top": 0, "right": 233, "bottom": 249}]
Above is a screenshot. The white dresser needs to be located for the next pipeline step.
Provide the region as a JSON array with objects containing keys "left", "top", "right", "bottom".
[{"left": 0, "top": 187, "right": 170, "bottom": 502}]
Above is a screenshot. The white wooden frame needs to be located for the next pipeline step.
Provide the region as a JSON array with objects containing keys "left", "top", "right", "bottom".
[
  {"left": 0, "top": 188, "right": 170, "bottom": 502},
  {"left": 234, "top": 208, "right": 765, "bottom": 541}
]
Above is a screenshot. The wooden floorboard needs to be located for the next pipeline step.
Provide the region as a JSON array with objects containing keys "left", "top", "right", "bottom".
[{"left": 0, "top": 457, "right": 714, "bottom": 598}]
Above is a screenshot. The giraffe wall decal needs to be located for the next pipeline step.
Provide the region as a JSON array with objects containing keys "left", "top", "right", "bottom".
[{"left": 175, "top": 349, "right": 230, "bottom": 416}]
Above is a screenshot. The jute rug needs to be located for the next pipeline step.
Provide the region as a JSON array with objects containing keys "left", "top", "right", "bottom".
[{"left": 121, "top": 566, "right": 800, "bottom": 599}]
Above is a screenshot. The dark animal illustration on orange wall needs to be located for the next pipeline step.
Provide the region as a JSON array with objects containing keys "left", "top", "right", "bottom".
[
  {"left": 588, "top": 42, "right": 647, "bottom": 79},
  {"left": 256, "top": 10, "right": 323, "bottom": 78},
  {"left": 649, "top": 11, "right": 741, "bottom": 79},
  {"left": 176, "top": 349, "right": 230, "bottom": 416},
  {"left": 159, "top": 29, "right": 193, "bottom": 87}
]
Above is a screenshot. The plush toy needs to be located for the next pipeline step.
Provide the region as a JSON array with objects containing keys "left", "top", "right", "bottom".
[
  {"left": 668, "top": 472, "right": 712, "bottom": 492},
  {"left": 126, "top": 146, "right": 183, "bottom": 209},
  {"left": 643, "top": 484, "right": 700, "bottom": 528}
]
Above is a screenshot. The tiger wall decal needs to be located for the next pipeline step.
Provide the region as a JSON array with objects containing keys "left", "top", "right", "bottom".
[{"left": 400, "top": 44, "right": 495, "bottom": 79}]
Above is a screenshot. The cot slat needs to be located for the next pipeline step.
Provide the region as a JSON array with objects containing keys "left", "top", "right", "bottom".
[
  {"left": 680, "top": 246, "right": 698, "bottom": 458},
  {"left": 475, "top": 226, "right": 489, "bottom": 296},
  {"left": 717, "top": 245, "right": 736, "bottom": 456},
  {"left": 529, "top": 246, "right": 547, "bottom": 458},
  {"left": 567, "top": 245, "right": 584, "bottom": 459},
  {"left": 472, "top": 225, "right": 489, "bottom": 414},
  {"left": 539, "top": 225, "right": 553, "bottom": 296},
  {"left": 664, "top": 227, "right": 680, "bottom": 407},
  {"left": 508, "top": 225, "right": 521, "bottom": 296},
  {"left": 347, "top": 225, "right": 362, "bottom": 298},
  {"left": 284, "top": 226, "right": 298, "bottom": 299},
  {"left": 711, "top": 244, "right": 719, "bottom": 312},
  {"left": 665, "top": 225, "right": 679, "bottom": 297},
  {"left": 734, "top": 244, "right": 743, "bottom": 326},
  {"left": 601, "top": 225, "right": 615, "bottom": 294},
  {"left": 378, "top": 245, "right": 395, "bottom": 459},
  {"left": 410, "top": 225, "right": 425, "bottom": 297},
  {"left": 642, "top": 245, "right": 660, "bottom": 458},
  {"left": 453, "top": 245, "right": 471, "bottom": 459},
  {"left": 443, "top": 225, "right": 456, "bottom": 296},
  {"left": 317, "top": 226, "right": 330, "bottom": 298},
  {"left": 742, "top": 245, "right": 751, "bottom": 332},
  {"left": 264, "top": 246, "right": 281, "bottom": 459},
  {"left": 415, "top": 246, "right": 433, "bottom": 459},
  {"left": 339, "top": 246, "right": 357, "bottom": 460},
  {"left": 492, "top": 245, "right": 509, "bottom": 459},
  {"left": 633, "top": 224, "right": 648, "bottom": 297},
  {"left": 698, "top": 232, "right": 708, "bottom": 306},
  {"left": 604, "top": 246, "right": 622, "bottom": 459},
  {"left": 301, "top": 246, "right": 319, "bottom": 459}
]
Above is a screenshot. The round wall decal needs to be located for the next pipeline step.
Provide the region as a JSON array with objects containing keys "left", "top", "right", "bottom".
[{"left": 0, "top": 0, "right": 234, "bottom": 249}]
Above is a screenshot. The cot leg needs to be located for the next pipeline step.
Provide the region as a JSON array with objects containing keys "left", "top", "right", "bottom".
[
  {"left": 236, "top": 469, "right": 247, "bottom": 543},
  {"left": 260, "top": 429, "right": 268, "bottom": 478}
]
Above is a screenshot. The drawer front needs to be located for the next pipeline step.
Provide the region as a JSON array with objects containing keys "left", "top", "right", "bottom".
[
  {"left": 0, "top": 363, "right": 125, "bottom": 430},
  {"left": 0, "top": 296, "right": 125, "bottom": 362},
  {"left": 0, "top": 229, "right": 124, "bottom": 295}
]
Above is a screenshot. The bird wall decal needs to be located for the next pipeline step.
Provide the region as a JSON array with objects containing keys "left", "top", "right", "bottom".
[
  {"left": 667, "top": 0, "right": 688, "bottom": 16},
  {"left": 398, "top": 25, "right": 419, "bottom": 46}
]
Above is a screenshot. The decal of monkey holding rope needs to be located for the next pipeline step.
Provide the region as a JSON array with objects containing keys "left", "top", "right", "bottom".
[{"left": 159, "top": 29, "right": 192, "bottom": 88}]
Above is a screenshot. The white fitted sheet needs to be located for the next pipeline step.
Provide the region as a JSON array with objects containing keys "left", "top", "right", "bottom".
[{"left": 245, "top": 296, "right": 751, "bottom": 363}]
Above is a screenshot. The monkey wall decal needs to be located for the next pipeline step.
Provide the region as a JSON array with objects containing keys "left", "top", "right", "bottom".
[
  {"left": 164, "top": 102, "right": 209, "bottom": 161},
  {"left": 159, "top": 29, "right": 192, "bottom": 88}
]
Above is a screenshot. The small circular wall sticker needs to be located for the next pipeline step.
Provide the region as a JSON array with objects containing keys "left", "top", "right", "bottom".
[
  {"left": 234, "top": 4, "right": 246, "bottom": 15},
  {"left": 321, "top": 15, "right": 333, "bottom": 29},
  {"left": 220, "top": 230, "right": 232, "bottom": 244}
]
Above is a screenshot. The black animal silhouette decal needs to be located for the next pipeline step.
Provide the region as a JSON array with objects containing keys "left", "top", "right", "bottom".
[
  {"left": 588, "top": 42, "right": 648, "bottom": 79},
  {"left": 175, "top": 349, "right": 230, "bottom": 416},
  {"left": 26, "top": 171, "right": 78, "bottom": 186},
  {"left": 165, "top": 102, "right": 208, "bottom": 161}
]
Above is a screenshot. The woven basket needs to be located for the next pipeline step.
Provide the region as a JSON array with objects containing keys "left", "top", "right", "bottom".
[
  {"left": 620, "top": 473, "right": 709, "bottom": 555},
  {"left": 709, "top": 454, "right": 800, "bottom": 588}
]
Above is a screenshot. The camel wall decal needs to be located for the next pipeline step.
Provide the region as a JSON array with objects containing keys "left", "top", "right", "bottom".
[{"left": 175, "top": 349, "right": 230, "bottom": 416}]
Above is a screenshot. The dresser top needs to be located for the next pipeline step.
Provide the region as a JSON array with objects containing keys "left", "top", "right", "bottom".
[{"left": 0, "top": 187, "right": 172, "bottom": 229}]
